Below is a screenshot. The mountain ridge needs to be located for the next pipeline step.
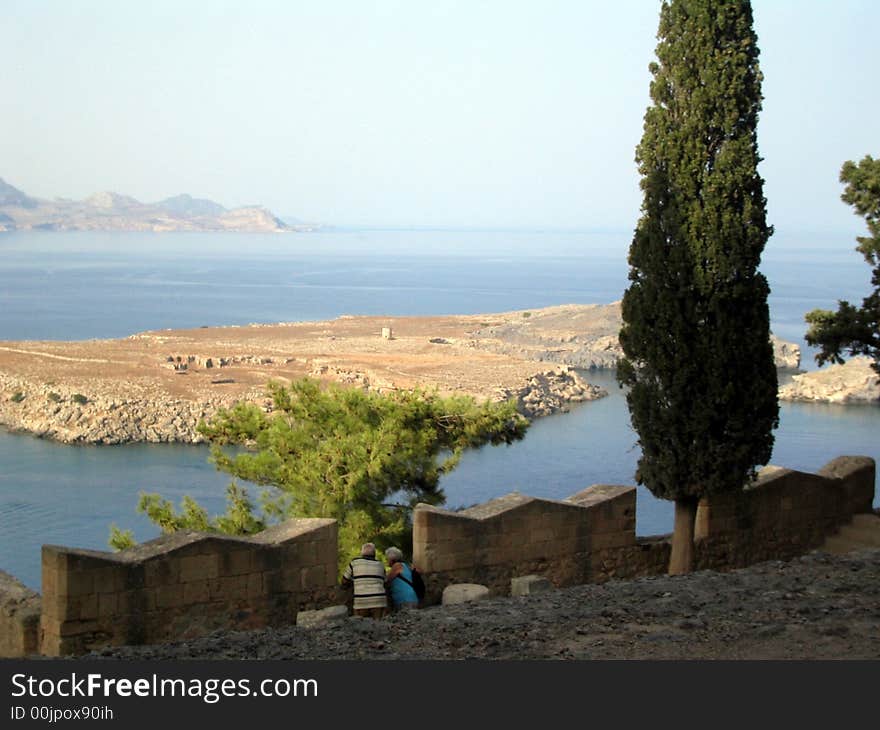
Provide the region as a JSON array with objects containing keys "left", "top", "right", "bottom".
[{"left": 0, "top": 177, "right": 293, "bottom": 233}]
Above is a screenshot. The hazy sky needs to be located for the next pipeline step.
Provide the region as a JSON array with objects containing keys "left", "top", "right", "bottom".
[{"left": 2, "top": 1, "right": 877, "bottom": 232}]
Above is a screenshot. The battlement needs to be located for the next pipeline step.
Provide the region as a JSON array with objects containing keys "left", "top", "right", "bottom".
[
  {"left": 0, "top": 456, "right": 874, "bottom": 657},
  {"left": 38, "top": 518, "right": 338, "bottom": 656}
]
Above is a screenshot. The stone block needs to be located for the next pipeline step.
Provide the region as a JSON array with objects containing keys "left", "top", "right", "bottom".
[
  {"left": 155, "top": 585, "right": 186, "bottom": 609},
  {"left": 116, "top": 590, "right": 144, "bottom": 615},
  {"left": 428, "top": 551, "right": 472, "bottom": 573},
  {"left": 294, "top": 540, "right": 318, "bottom": 565},
  {"left": 97, "top": 593, "right": 118, "bottom": 618},
  {"left": 40, "top": 593, "right": 73, "bottom": 622},
  {"left": 316, "top": 539, "right": 338, "bottom": 568},
  {"left": 144, "top": 558, "right": 179, "bottom": 587},
  {"left": 296, "top": 605, "right": 349, "bottom": 628},
  {"left": 183, "top": 580, "right": 210, "bottom": 604},
  {"left": 220, "top": 549, "right": 253, "bottom": 577},
  {"left": 65, "top": 569, "right": 96, "bottom": 598},
  {"left": 58, "top": 619, "right": 100, "bottom": 638},
  {"left": 527, "top": 527, "right": 557, "bottom": 544},
  {"left": 300, "top": 564, "right": 328, "bottom": 590},
  {"left": 179, "top": 554, "right": 219, "bottom": 582},
  {"left": 94, "top": 566, "right": 126, "bottom": 594},
  {"left": 510, "top": 575, "right": 552, "bottom": 597},
  {"left": 78, "top": 593, "right": 99, "bottom": 620},
  {"left": 247, "top": 572, "right": 265, "bottom": 599},
  {"left": 212, "top": 575, "right": 249, "bottom": 601},
  {"left": 441, "top": 583, "right": 490, "bottom": 605},
  {"left": 590, "top": 531, "right": 634, "bottom": 550}
]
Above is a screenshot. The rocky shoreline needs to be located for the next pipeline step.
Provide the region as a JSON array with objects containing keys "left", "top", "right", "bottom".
[
  {"left": 779, "top": 356, "right": 880, "bottom": 404},
  {"left": 0, "top": 373, "right": 244, "bottom": 444},
  {"left": 0, "top": 366, "right": 599, "bottom": 445},
  {"left": 86, "top": 547, "right": 880, "bottom": 660},
  {"left": 0, "top": 304, "right": 875, "bottom": 446}
]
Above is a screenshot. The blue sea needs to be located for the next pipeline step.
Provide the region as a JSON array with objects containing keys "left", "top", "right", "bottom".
[{"left": 1, "top": 229, "right": 877, "bottom": 589}]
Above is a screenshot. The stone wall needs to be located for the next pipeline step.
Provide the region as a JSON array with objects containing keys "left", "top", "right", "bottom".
[
  {"left": 413, "top": 456, "right": 876, "bottom": 601},
  {"left": 39, "top": 518, "right": 338, "bottom": 656},
  {"left": 3, "top": 455, "right": 875, "bottom": 657},
  {"left": 0, "top": 570, "right": 41, "bottom": 657},
  {"left": 413, "top": 484, "right": 663, "bottom": 600},
  {"left": 694, "top": 456, "right": 875, "bottom": 569}
]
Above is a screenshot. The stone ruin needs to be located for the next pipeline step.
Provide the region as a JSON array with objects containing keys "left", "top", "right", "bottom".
[
  {"left": 0, "top": 455, "right": 874, "bottom": 657},
  {"left": 163, "top": 354, "right": 282, "bottom": 372}
]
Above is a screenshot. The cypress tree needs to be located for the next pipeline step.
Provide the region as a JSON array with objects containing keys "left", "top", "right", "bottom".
[{"left": 618, "top": 0, "right": 779, "bottom": 574}]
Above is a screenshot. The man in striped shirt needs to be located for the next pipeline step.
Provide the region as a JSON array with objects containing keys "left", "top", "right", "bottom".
[{"left": 341, "top": 542, "right": 389, "bottom": 618}]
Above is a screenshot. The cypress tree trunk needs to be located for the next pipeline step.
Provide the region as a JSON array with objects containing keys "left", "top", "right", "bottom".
[{"left": 669, "top": 496, "right": 698, "bottom": 575}]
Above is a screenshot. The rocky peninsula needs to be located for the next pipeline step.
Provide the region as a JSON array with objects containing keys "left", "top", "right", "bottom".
[
  {"left": 779, "top": 356, "right": 880, "bottom": 404},
  {"left": 0, "top": 177, "right": 296, "bottom": 233},
  {"left": 0, "top": 302, "right": 847, "bottom": 446}
]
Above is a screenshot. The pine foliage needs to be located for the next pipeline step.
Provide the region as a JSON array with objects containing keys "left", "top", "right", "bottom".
[
  {"left": 805, "top": 155, "right": 880, "bottom": 376},
  {"left": 111, "top": 378, "right": 528, "bottom": 567}
]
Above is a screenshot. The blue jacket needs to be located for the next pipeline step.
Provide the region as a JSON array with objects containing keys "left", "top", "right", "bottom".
[{"left": 389, "top": 563, "right": 419, "bottom": 606}]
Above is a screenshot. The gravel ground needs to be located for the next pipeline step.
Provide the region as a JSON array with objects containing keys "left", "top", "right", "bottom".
[{"left": 90, "top": 548, "right": 880, "bottom": 660}]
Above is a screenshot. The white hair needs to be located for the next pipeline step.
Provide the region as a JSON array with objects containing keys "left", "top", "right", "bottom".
[
  {"left": 361, "top": 542, "right": 376, "bottom": 557},
  {"left": 385, "top": 546, "right": 404, "bottom": 563}
]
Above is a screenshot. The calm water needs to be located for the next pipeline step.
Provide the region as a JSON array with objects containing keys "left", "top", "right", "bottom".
[{"left": 1, "top": 229, "right": 877, "bottom": 589}]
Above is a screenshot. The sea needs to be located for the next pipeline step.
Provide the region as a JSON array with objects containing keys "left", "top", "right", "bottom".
[{"left": 1, "top": 228, "right": 877, "bottom": 589}]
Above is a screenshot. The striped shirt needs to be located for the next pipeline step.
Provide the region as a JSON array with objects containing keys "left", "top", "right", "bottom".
[{"left": 342, "top": 556, "right": 388, "bottom": 610}]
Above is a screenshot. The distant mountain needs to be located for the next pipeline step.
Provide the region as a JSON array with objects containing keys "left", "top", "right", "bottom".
[
  {"left": 0, "top": 178, "right": 37, "bottom": 209},
  {"left": 84, "top": 191, "right": 142, "bottom": 209},
  {"left": 0, "top": 179, "right": 293, "bottom": 233},
  {"left": 156, "top": 194, "right": 226, "bottom": 217}
]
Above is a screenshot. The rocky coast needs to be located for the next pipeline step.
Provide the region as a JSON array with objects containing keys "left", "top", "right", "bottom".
[{"left": 0, "top": 303, "right": 874, "bottom": 445}]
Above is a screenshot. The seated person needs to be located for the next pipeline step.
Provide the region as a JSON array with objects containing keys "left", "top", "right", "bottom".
[
  {"left": 384, "top": 546, "right": 419, "bottom": 610},
  {"left": 341, "top": 542, "right": 388, "bottom": 618}
]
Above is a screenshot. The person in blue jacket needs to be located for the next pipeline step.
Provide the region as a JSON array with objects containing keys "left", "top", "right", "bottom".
[{"left": 384, "top": 547, "right": 420, "bottom": 610}]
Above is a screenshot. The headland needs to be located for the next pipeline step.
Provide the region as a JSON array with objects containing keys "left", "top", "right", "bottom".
[{"left": 0, "top": 302, "right": 847, "bottom": 445}]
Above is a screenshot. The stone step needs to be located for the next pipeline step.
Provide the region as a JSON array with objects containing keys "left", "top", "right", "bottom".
[
  {"left": 821, "top": 535, "right": 866, "bottom": 555},
  {"left": 838, "top": 525, "right": 880, "bottom": 547},
  {"left": 850, "top": 514, "right": 880, "bottom": 530},
  {"left": 820, "top": 514, "right": 880, "bottom": 554}
]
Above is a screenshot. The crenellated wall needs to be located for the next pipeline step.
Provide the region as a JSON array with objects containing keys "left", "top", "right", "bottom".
[
  {"left": 412, "top": 485, "right": 661, "bottom": 599},
  {"left": 0, "top": 455, "right": 874, "bottom": 657},
  {"left": 39, "top": 518, "right": 339, "bottom": 656},
  {"left": 412, "top": 456, "right": 876, "bottom": 597},
  {"left": 693, "top": 455, "right": 876, "bottom": 569}
]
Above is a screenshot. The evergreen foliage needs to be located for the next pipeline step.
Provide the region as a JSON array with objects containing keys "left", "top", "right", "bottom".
[
  {"left": 805, "top": 155, "right": 880, "bottom": 376},
  {"left": 110, "top": 378, "right": 527, "bottom": 568},
  {"left": 618, "top": 0, "right": 779, "bottom": 506}
]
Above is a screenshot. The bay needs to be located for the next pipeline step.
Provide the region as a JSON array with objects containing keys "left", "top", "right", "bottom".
[{"left": 0, "top": 229, "right": 877, "bottom": 589}]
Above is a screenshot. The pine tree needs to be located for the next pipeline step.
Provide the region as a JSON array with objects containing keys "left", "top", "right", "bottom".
[
  {"left": 618, "top": 0, "right": 779, "bottom": 574},
  {"left": 805, "top": 155, "right": 880, "bottom": 376},
  {"left": 111, "top": 378, "right": 528, "bottom": 570}
]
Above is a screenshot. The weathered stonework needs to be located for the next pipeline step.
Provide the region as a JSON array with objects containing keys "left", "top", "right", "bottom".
[
  {"left": 412, "top": 484, "right": 641, "bottom": 600},
  {"left": 413, "top": 457, "right": 875, "bottom": 602},
  {"left": 693, "top": 456, "right": 876, "bottom": 569},
  {"left": 2, "top": 455, "right": 874, "bottom": 657},
  {"left": 39, "top": 518, "right": 339, "bottom": 656}
]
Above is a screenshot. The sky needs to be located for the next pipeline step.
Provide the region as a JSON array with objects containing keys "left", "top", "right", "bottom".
[{"left": 1, "top": 0, "right": 877, "bottom": 232}]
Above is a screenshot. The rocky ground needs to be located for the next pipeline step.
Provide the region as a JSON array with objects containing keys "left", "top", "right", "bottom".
[{"left": 89, "top": 548, "right": 880, "bottom": 660}]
